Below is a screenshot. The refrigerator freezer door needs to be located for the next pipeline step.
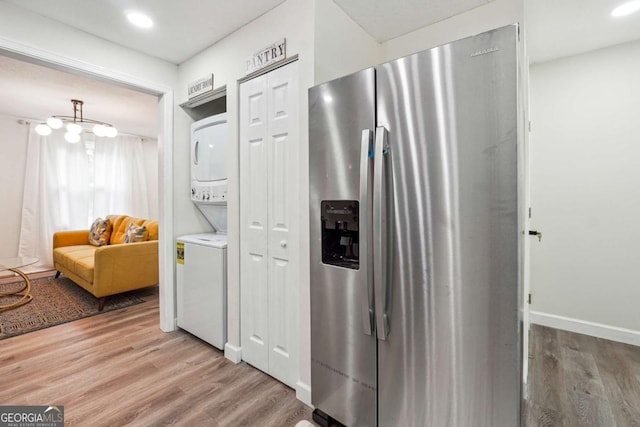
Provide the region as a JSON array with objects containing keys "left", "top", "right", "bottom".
[
  {"left": 376, "top": 25, "right": 520, "bottom": 426},
  {"left": 309, "top": 68, "right": 377, "bottom": 427}
]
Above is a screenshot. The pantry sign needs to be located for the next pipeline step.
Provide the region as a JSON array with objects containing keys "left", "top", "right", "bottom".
[{"left": 246, "top": 38, "right": 286, "bottom": 75}]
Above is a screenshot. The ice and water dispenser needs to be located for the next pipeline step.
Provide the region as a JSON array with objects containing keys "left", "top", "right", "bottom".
[{"left": 321, "top": 200, "right": 359, "bottom": 270}]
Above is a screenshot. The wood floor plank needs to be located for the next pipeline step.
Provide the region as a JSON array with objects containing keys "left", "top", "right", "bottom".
[
  {"left": 619, "top": 342, "right": 640, "bottom": 386},
  {"left": 524, "top": 401, "right": 567, "bottom": 427},
  {"left": 580, "top": 334, "right": 640, "bottom": 426},
  {"left": 7, "top": 283, "right": 640, "bottom": 427},
  {"left": 0, "top": 287, "right": 312, "bottom": 426},
  {"left": 559, "top": 346, "right": 606, "bottom": 398},
  {"left": 527, "top": 325, "right": 640, "bottom": 427},
  {"left": 529, "top": 326, "right": 570, "bottom": 418},
  {"left": 555, "top": 329, "right": 616, "bottom": 425}
]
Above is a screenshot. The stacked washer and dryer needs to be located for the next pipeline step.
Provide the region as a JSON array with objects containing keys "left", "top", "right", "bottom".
[{"left": 176, "top": 113, "right": 228, "bottom": 350}]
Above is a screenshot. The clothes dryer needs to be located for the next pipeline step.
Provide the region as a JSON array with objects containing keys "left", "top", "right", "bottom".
[{"left": 191, "top": 113, "right": 228, "bottom": 232}]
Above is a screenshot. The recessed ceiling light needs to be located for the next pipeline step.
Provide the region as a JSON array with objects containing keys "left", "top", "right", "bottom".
[
  {"left": 611, "top": 0, "right": 640, "bottom": 17},
  {"left": 126, "top": 11, "right": 153, "bottom": 29}
]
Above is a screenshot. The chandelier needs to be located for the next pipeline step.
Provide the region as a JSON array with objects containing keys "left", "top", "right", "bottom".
[{"left": 35, "top": 99, "right": 118, "bottom": 143}]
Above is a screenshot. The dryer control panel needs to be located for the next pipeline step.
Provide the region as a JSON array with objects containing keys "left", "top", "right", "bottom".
[{"left": 191, "top": 180, "right": 227, "bottom": 203}]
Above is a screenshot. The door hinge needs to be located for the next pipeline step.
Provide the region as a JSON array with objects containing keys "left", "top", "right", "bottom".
[
  {"left": 528, "top": 121, "right": 531, "bottom": 132},
  {"left": 527, "top": 293, "right": 532, "bottom": 304},
  {"left": 529, "top": 207, "right": 532, "bottom": 219}
]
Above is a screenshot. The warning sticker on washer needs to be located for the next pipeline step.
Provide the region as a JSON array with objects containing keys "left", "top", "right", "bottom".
[{"left": 176, "top": 242, "right": 184, "bottom": 264}]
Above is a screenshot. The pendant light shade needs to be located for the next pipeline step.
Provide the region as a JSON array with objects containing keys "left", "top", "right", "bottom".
[
  {"left": 35, "top": 123, "right": 52, "bottom": 136},
  {"left": 93, "top": 124, "right": 107, "bottom": 137},
  {"left": 46, "top": 117, "right": 63, "bottom": 129},
  {"left": 104, "top": 126, "right": 118, "bottom": 138},
  {"left": 66, "top": 122, "right": 82, "bottom": 134},
  {"left": 65, "top": 132, "right": 81, "bottom": 143}
]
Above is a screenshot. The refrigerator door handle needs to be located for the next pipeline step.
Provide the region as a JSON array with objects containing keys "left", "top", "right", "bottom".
[
  {"left": 373, "top": 126, "right": 392, "bottom": 340},
  {"left": 359, "top": 129, "right": 375, "bottom": 336}
]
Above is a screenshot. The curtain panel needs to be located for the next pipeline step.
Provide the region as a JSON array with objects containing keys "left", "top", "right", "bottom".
[{"left": 18, "top": 125, "right": 151, "bottom": 267}]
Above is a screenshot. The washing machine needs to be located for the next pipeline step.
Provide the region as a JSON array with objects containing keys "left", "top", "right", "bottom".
[{"left": 176, "top": 233, "right": 227, "bottom": 349}]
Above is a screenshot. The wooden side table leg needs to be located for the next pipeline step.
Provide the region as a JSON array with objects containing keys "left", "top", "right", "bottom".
[{"left": 0, "top": 268, "right": 33, "bottom": 311}]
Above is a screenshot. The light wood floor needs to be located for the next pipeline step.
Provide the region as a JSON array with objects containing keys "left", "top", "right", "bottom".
[
  {"left": 526, "top": 324, "right": 640, "bottom": 426},
  {"left": 3, "top": 285, "right": 640, "bottom": 427},
  {"left": 0, "top": 286, "right": 312, "bottom": 427}
]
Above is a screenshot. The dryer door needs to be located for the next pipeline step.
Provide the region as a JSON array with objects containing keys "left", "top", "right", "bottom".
[{"left": 192, "top": 114, "right": 227, "bottom": 182}]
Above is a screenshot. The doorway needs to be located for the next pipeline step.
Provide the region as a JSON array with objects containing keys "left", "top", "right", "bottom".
[{"left": 0, "top": 41, "right": 176, "bottom": 331}]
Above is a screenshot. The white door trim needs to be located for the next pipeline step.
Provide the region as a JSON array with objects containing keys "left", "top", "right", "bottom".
[{"left": 0, "top": 36, "right": 177, "bottom": 331}]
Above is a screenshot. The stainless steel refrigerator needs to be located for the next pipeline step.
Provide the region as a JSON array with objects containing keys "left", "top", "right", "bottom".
[{"left": 309, "top": 25, "right": 521, "bottom": 427}]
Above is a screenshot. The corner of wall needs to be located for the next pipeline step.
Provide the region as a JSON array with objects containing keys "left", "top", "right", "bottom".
[{"left": 312, "top": 0, "right": 381, "bottom": 84}]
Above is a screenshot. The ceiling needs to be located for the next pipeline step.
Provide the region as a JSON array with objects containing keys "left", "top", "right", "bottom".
[
  {"left": 527, "top": 0, "right": 640, "bottom": 64},
  {"left": 2, "top": 0, "right": 640, "bottom": 137},
  {"left": 8, "top": 0, "right": 640, "bottom": 66},
  {"left": 4, "top": 0, "right": 289, "bottom": 65},
  {"left": 333, "top": 0, "right": 493, "bottom": 42},
  {"left": 5, "top": 0, "right": 493, "bottom": 65},
  {"left": 0, "top": 55, "right": 158, "bottom": 138}
]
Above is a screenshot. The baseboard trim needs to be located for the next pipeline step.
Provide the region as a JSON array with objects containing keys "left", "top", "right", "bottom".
[
  {"left": 530, "top": 311, "right": 640, "bottom": 346},
  {"left": 295, "top": 380, "right": 312, "bottom": 406},
  {"left": 224, "top": 343, "right": 242, "bottom": 363}
]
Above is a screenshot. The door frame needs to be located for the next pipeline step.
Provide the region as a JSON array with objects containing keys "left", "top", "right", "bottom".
[{"left": 0, "top": 36, "right": 177, "bottom": 331}]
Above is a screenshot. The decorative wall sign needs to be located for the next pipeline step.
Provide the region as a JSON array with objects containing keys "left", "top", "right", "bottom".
[
  {"left": 188, "top": 74, "right": 214, "bottom": 99},
  {"left": 246, "top": 38, "right": 286, "bottom": 75}
]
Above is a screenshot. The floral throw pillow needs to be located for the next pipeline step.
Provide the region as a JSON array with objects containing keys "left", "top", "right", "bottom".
[
  {"left": 88, "top": 218, "right": 112, "bottom": 247},
  {"left": 124, "top": 224, "right": 149, "bottom": 243}
]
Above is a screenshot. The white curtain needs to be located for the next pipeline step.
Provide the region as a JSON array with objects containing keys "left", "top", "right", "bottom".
[
  {"left": 18, "top": 125, "right": 151, "bottom": 267},
  {"left": 92, "top": 135, "right": 150, "bottom": 219}
]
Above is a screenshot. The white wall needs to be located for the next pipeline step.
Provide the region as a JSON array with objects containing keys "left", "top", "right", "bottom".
[
  {"left": 529, "top": 39, "right": 640, "bottom": 340},
  {"left": 382, "top": 0, "right": 522, "bottom": 61},
  {"left": 176, "top": 0, "right": 315, "bottom": 402},
  {"left": 0, "top": 115, "right": 29, "bottom": 259},
  {"left": 313, "top": 0, "right": 381, "bottom": 84}
]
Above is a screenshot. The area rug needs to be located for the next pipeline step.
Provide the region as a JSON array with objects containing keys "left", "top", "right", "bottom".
[{"left": 0, "top": 275, "right": 144, "bottom": 340}]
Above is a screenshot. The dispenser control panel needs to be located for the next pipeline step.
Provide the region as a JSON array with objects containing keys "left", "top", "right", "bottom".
[{"left": 321, "top": 200, "right": 359, "bottom": 269}]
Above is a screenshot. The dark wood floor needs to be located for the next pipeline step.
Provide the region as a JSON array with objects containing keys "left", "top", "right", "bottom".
[
  {"left": 526, "top": 324, "right": 640, "bottom": 426},
  {"left": 3, "top": 283, "right": 640, "bottom": 426},
  {"left": 0, "top": 286, "right": 312, "bottom": 427}
]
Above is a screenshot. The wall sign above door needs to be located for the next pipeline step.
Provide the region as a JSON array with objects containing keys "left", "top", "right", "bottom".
[
  {"left": 188, "top": 74, "right": 214, "bottom": 100},
  {"left": 246, "top": 38, "right": 286, "bottom": 75}
]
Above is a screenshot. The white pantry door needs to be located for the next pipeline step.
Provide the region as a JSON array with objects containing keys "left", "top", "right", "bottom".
[{"left": 239, "top": 61, "right": 299, "bottom": 388}]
